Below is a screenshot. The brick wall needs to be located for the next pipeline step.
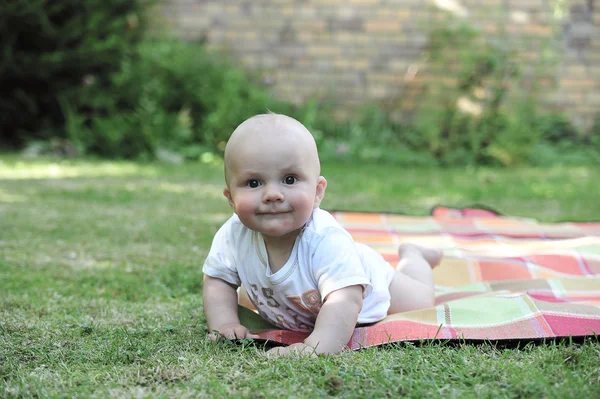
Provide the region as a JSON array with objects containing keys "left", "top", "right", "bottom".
[{"left": 162, "top": 0, "right": 599, "bottom": 131}]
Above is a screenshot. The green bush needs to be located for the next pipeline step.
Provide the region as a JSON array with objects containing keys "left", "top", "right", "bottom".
[
  {"left": 65, "top": 38, "right": 304, "bottom": 159},
  {"left": 0, "top": 0, "right": 148, "bottom": 149},
  {"left": 409, "top": 14, "right": 575, "bottom": 166},
  {"left": 313, "top": 106, "right": 438, "bottom": 166},
  {"left": 528, "top": 114, "right": 600, "bottom": 166}
]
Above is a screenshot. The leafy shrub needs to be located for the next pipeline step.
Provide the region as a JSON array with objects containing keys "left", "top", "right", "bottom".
[
  {"left": 65, "top": 38, "right": 302, "bottom": 159},
  {"left": 529, "top": 113, "right": 600, "bottom": 166},
  {"left": 314, "top": 106, "right": 439, "bottom": 166},
  {"left": 0, "top": 0, "right": 148, "bottom": 149},
  {"left": 410, "top": 15, "right": 561, "bottom": 166}
]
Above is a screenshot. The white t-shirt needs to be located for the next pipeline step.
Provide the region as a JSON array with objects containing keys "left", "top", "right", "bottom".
[{"left": 203, "top": 208, "right": 395, "bottom": 331}]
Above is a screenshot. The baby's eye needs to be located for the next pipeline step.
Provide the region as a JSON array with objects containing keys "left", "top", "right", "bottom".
[
  {"left": 283, "top": 175, "right": 297, "bottom": 185},
  {"left": 246, "top": 179, "right": 261, "bottom": 188}
]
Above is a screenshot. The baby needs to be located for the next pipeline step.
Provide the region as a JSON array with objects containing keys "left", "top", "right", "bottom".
[{"left": 202, "top": 113, "right": 442, "bottom": 356}]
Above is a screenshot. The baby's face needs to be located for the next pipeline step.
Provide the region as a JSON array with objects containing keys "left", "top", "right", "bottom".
[{"left": 223, "top": 116, "right": 326, "bottom": 239}]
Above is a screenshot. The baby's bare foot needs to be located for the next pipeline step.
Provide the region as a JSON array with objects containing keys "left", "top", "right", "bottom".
[{"left": 398, "top": 243, "right": 443, "bottom": 268}]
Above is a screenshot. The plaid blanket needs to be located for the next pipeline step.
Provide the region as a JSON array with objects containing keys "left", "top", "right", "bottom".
[{"left": 239, "top": 207, "right": 600, "bottom": 348}]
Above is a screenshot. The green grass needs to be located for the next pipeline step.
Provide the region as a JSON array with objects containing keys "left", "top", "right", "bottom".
[{"left": 1, "top": 155, "right": 599, "bottom": 398}]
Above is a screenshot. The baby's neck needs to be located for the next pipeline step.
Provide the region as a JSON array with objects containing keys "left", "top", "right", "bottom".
[{"left": 262, "top": 229, "right": 301, "bottom": 273}]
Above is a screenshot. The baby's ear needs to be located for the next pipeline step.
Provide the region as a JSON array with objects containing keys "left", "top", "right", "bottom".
[
  {"left": 223, "top": 187, "right": 235, "bottom": 209},
  {"left": 313, "top": 177, "right": 327, "bottom": 208}
]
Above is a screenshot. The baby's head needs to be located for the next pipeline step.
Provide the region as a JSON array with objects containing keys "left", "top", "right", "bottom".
[
  {"left": 222, "top": 113, "right": 327, "bottom": 238},
  {"left": 224, "top": 113, "right": 320, "bottom": 183}
]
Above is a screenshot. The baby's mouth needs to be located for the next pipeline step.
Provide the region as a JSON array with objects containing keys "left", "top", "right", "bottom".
[{"left": 258, "top": 210, "right": 291, "bottom": 215}]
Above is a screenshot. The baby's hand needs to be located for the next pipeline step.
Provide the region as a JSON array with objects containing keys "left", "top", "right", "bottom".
[
  {"left": 208, "top": 323, "right": 259, "bottom": 341},
  {"left": 267, "top": 342, "right": 318, "bottom": 357}
]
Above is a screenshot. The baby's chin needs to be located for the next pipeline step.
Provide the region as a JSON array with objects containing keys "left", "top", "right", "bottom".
[{"left": 258, "top": 225, "right": 304, "bottom": 239}]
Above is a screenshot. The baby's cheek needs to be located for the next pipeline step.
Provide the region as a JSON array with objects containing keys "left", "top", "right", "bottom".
[
  {"left": 235, "top": 201, "right": 255, "bottom": 216},
  {"left": 297, "top": 193, "right": 316, "bottom": 213}
]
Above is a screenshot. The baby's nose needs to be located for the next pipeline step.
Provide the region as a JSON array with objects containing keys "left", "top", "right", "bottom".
[{"left": 263, "top": 184, "right": 284, "bottom": 202}]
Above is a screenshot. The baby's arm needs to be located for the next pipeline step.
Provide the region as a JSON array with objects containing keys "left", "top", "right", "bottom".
[
  {"left": 203, "top": 275, "right": 258, "bottom": 340},
  {"left": 270, "top": 285, "right": 363, "bottom": 356}
]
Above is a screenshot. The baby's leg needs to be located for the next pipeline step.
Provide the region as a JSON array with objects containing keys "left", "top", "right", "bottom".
[{"left": 387, "top": 244, "right": 443, "bottom": 314}]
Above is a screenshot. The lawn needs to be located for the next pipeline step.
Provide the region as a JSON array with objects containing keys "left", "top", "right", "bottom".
[{"left": 1, "top": 155, "right": 599, "bottom": 398}]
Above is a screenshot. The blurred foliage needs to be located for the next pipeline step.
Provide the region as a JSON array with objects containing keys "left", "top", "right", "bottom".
[
  {"left": 64, "top": 37, "right": 336, "bottom": 161},
  {"left": 0, "top": 0, "right": 148, "bottom": 148},
  {"left": 65, "top": 39, "right": 285, "bottom": 160},
  {"left": 409, "top": 15, "right": 596, "bottom": 166},
  {"left": 3, "top": 1, "right": 599, "bottom": 166}
]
